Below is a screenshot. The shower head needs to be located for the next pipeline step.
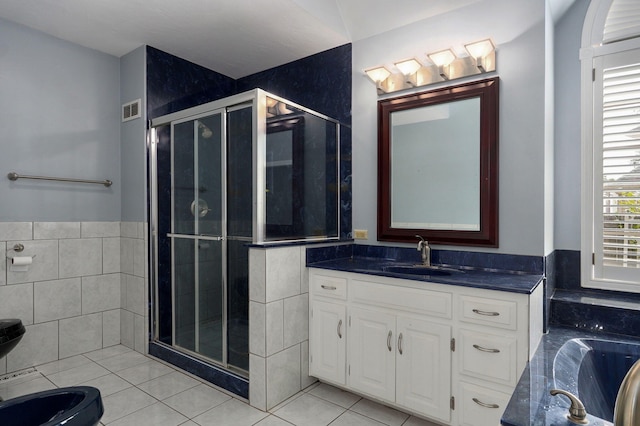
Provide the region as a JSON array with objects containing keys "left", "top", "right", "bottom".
[{"left": 198, "top": 122, "right": 213, "bottom": 138}]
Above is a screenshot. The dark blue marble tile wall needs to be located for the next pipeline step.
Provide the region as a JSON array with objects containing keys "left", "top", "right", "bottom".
[
  {"left": 236, "top": 44, "right": 352, "bottom": 125},
  {"left": 237, "top": 44, "right": 353, "bottom": 239},
  {"left": 551, "top": 249, "right": 581, "bottom": 290},
  {"left": 146, "top": 46, "right": 237, "bottom": 119}
]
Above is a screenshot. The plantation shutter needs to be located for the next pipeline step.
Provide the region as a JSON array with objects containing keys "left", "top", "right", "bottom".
[
  {"left": 593, "top": 49, "right": 640, "bottom": 285},
  {"left": 603, "top": 0, "right": 640, "bottom": 44}
]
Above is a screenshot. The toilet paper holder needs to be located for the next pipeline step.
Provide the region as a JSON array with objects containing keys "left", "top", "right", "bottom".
[{"left": 6, "top": 244, "right": 36, "bottom": 260}]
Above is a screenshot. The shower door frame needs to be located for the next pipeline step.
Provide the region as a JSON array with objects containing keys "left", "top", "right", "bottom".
[
  {"left": 168, "top": 109, "right": 228, "bottom": 367},
  {"left": 150, "top": 91, "right": 259, "bottom": 376},
  {"left": 149, "top": 89, "right": 342, "bottom": 379}
]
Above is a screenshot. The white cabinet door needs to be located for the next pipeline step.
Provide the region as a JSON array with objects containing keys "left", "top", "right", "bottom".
[
  {"left": 396, "top": 316, "right": 451, "bottom": 423},
  {"left": 310, "top": 300, "right": 346, "bottom": 385},
  {"left": 348, "top": 306, "right": 396, "bottom": 401}
]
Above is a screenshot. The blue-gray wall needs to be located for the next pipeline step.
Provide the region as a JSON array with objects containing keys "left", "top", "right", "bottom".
[
  {"left": 0, "top": 18, "right": 121, "bottom": 221},
  {"left": 120, "top": 46, "right": 147, "bottom": 222}
]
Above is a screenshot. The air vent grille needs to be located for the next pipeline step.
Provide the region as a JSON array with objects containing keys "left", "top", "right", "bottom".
[{"left": 122, "top": 99, "right": 142, "bottom": 122}]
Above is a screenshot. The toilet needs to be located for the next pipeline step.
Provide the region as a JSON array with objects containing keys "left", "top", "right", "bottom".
[{"left": 0, "top": 319, "right": 25, "bottom": 359}]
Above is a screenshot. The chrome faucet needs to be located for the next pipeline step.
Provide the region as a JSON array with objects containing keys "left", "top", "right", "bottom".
[
  {"left": 415, "top": 235, "right": 431, "bottom": 267},
  {"left": 550, "top": 389, "right": 588, "bottom": 424},
  {"left": 614, "top": 358, "right": 640, "bottom": 425}
]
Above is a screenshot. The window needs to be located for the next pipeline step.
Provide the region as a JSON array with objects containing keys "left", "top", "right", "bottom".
[{"left": 582, "top": 0, "right": 640, "bottom": 292}]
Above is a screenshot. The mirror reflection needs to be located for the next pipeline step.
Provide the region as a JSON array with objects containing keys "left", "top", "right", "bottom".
[
  {"left": 390, "top": 98, "right": 480, "bottom": 231},
  {"left": 378, "top": 77, "right": 499, "bottom": 247}
]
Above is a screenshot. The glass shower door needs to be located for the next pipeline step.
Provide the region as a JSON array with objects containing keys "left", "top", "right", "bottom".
[{"left": 171, "top": 112, "right": 225, "bottom": 364}]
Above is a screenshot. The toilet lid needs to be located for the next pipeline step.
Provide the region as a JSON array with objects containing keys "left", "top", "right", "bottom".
[{"left": 0, "top": 319, "right": 25, "bottom": 344}]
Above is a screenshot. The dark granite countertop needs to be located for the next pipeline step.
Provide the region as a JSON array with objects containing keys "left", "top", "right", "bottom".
[
  {"left": 307, "top": 256, "right": 543, "bottom": 294},
  {"left": 501, "top": 326, "right": 640, "bottom": 426}
]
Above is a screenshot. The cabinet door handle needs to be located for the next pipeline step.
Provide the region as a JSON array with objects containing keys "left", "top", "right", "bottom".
[
  {"left": 387, "top": 331, "right": 393, "bottom": 352},
  {"left": 472, "top": 398, "right": 500, "bottom": 409},
  {"left": 472, "top": 308, "right": 500, "bottom": 317},
  {"left": 337, "top": 319, "right": 343, "bottom": 339},
  {"left": 398, "top": 333, "right": 403, "bottom": 355},
  {"left": 321, "top": 284, "right": 337, "bottom": 290},
  {"left": 473, "top": 344, "right": 500, "bottom": 353}
]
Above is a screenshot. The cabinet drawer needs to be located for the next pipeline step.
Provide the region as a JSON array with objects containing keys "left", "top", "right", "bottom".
[
  {"left": 458, "top": 381, "right": 511, "bottom": 426},
  {"left": 311, "top": 274, "right": 347, "bottom": 300},
  {"left": 458, "top": 329, "right": 518, "bottom": 386},
  {"left": 459, "top": 295, "right": 517, "bottom": 330},
  {"left": 351, "top": 280, "right": 452, "bottom": 319}
]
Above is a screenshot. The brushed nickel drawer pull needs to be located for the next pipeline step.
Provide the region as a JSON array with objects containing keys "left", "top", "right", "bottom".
[
  {"left": 321, "top": 284, "right": 337, "bottom": 290},
  {"left": 473, "top": 344, "right": 500, "bottom": 353},
  {"left": 472, "top": 308, "right": 500, "bottom": 316},
  {"left": 398, "top": 333, "right": 404, "bottom": 355},
  {"left": 337, "top": 319, "right": 343, "bottom": 339},
  {"left": 387, "top": 331, "right": 393, "bottom": 352},
  {"left": 472, "top": 398, "right": 500, "bottom": 409}
]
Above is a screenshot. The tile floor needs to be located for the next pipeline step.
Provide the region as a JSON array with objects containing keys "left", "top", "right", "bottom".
[{"left": 0, "top": 345, "right": 440, "bottom": 426}]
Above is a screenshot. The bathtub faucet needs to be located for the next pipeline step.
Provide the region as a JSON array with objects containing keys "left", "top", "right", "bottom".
[
  {"left": 614, "top": 358, "right": 640, "bottom": 426},
  {"left": 549, "top": 389, "right": 588, "bottom": 424}
]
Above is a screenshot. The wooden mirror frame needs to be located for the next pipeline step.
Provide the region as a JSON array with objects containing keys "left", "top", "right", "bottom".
[{"left": 377, "top": 77, "right": 499, "bottom": 247}]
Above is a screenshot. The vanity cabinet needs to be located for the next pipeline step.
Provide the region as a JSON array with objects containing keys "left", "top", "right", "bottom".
[{"left": 308, "top": 268, "right": 543, "bottom": 426}]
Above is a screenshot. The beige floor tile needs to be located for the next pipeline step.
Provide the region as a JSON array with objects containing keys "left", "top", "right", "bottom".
[
  {"left": 100, "top": 386, "right": 158, "bottom": 424},
  {"left": 163, "top": 383, "right": 232, "bottom": 418},
  {"left": 108, "top": 401, "right": 188, "bottom": 426},
  {"left": 273, "top": 393, "right": 346, "bottom": 426},
  {"left": 350, "top": 399, "right": 410, "bottom": 426},
  {"left": 192, "top": 398, "right": 268, "bottom": 426},
  {"left": 136, "top": 370, "right": 200, "bottom": 400}
]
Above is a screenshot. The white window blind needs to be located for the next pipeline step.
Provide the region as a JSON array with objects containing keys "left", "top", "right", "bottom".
[
  {"left": 596, "top": 54, "right": 640, "bottom": 284},
  {"left": 604, "top": 0, "right": 640, "bottom": 44}
]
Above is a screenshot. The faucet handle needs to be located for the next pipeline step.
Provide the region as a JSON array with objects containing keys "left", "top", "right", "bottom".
[{"left": 550, "top": 389, "right": 588, "bottom": 424}]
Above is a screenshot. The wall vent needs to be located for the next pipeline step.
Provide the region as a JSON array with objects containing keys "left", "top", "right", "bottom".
[{"left": 122, "top": 99, "right": 142, "bottom": 122}]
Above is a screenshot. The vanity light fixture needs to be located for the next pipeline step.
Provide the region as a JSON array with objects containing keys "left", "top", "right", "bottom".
[
  {"left": 394, "top": 58, "right": 422, "bottom": 86},
  {"left": 427, "top": 49, "right": 456, "bottom": 80},
  {"left": 464, "top": 39, "right": 495, "bottom": 72},
  {"left": 364, "top": 39, "right": 497, "bottom": 95},
  {"left": 365, "top": 66, "right": 392, "bottom": 94}
]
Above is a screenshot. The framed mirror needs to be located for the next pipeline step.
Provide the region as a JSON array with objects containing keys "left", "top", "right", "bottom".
[{"left": 377, "top": 77, "right": 499, "bottom": 247}]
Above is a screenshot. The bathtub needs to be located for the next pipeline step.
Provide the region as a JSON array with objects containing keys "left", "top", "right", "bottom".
[
  {"left": 553, "top": 338, "right": 640, "bottom": 422},
  {"left": 502, "top": 328, "right": 640, "bottom": 426}
]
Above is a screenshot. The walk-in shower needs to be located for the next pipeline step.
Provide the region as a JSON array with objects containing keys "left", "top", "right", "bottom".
[{"left": 149, "top": 89, "right": 341, "bottom": 394}]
